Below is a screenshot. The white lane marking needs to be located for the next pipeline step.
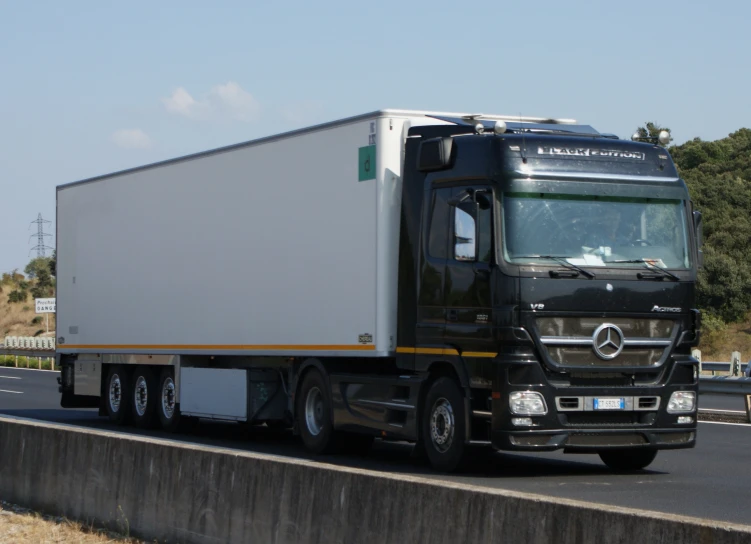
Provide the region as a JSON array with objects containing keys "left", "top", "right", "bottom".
[
  {"left": 699, "top": 420, "right": 750, "bottom": 427},
  {"left": 700, "top": 408, "right": 746, "bottom": 414},
  {"left": 0, "top": 389, "right": 23, "bottom": 394},
  {"left": 0, "top": 367, "right": 57, "bottom": 373},
  {"left": 0, "top": 376, "right": 22, "bottom": 380}
]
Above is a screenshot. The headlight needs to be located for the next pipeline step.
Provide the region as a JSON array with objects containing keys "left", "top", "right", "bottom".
[
  {"left": 667, "top": 391, "right": 696, "bottom": 413},
  {"left": 509, "top": 391, "right": 547, "bottom": 415}
]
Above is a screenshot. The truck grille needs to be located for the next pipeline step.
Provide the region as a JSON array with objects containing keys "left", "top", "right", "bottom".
[{"left": 536, "top": 317, "right": 676, "bottom": 369}]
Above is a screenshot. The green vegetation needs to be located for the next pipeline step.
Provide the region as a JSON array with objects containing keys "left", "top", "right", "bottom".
[
  {"left": 24, "top": 256, "right": 55, "bottom": 299},
  {"left": 664, "top": 127, "right": 751, "bottom": 356},
  {"left": 0, "top": 355, "right": 54, "bottom": 370}
]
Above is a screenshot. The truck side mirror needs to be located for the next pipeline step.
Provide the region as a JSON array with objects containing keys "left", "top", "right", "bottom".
[
  {"left": 449, "top": 190, "right": 480, "bottom": 261},
  {"left": 454, "top": 207, "right": 476, "bottom": 261},
  {"left": 417, "top": 137, "right": 454, "bottom": 172}
]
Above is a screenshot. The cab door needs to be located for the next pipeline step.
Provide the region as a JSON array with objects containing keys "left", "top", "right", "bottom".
[
  {"left": 443, "top": 185, "right": 495, "bottom": 356},
  {"left": 415, "top": 186, "right": 452, "bottom": 349}
]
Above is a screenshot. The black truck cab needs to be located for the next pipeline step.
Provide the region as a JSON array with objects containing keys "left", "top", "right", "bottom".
[{"left": 395, "top": 117, "right": 701, "bottom": 471}]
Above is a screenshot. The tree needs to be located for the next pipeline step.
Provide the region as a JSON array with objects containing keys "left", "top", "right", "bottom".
[
  {"left": 25, "top": 256, "right": 53, "bottom": 279},
  {"left": 22, "top": 257, "right": 54, "bottom": 299},
  {"left": 669, "top": 128, "right": 751, "bottom": 322},
  {"left": 30, "top": 266, "right": 53, "bottom": 299},
  {"left": 8, "top": 289, "right": 27, "bottom": 304}
]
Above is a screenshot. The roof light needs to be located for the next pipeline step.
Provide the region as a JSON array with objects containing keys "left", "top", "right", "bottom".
[
  {"left": 658, "top": 130, "right": 671, "bottom": 145},
  {"left": 493, "top": 121, "right": 507, "bottom": 134},
  {"left": 631, "top": 132, "right": 641, "bottom": 142},
  {"left": 474, "top": 122, "right": 484, "bottom": 134}
]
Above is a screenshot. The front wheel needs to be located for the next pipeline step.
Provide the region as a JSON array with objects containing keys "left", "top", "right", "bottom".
[
  {"left": 599, "top": 449, "right": 658, "bottom": 471},
  {"left": 296, "top": 369, "right": 337, "bottom": 454},
  {"left": 421, "top": 377, "right": 467, "bottom": 472}
]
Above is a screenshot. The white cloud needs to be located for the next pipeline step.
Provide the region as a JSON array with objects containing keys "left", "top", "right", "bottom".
[
  {"left": 162, "top": 87, "right": 197, "bottom": 117},
  {"left": 162, "top": 81, "right": 260, "bottom": 122},
  {"left": 111, "top": 129, "right": 152, "bottom": 149}
]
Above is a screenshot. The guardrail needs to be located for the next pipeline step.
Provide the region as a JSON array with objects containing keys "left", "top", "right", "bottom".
[
  {"left": 0, "top": 338, "right": 55, "bottom": 370},
  {"left": 701, "top": 361, "right": 749, "bottom": 373},
  {"left": 2, "top": 336, "right": 55, "bottom": 351}
]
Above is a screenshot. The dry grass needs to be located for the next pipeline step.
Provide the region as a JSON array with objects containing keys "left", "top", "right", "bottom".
[
  {"left": 699, "top": 317, "right": 751, "bottom": 362},
  {"left": 0, "top": 502, "right": 148, "bottom": 544},
  {"left": 0, "top": 282, "right": 56, "bottom": 338}
]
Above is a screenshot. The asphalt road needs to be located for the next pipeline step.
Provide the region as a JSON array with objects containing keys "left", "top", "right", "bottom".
[{"left": 1, "top": 367, "right": 750, "bottom": 526}]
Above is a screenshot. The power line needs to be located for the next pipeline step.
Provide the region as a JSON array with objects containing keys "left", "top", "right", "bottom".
[{"left": 29, "top": 213, "right": 53, "bottom": 258}]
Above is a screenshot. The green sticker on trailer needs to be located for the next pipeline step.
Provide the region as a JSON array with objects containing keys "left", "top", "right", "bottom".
[{"left": 358, "top": 145, "right": 376, "bottom": 181}]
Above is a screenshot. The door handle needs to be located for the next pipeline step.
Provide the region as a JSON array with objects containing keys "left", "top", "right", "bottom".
[
  {"left": 447, "top": 309, "right": 459, "bottom": 322},
  {"left": 473, "top": 264, "right": 490, "bottom": 279}
]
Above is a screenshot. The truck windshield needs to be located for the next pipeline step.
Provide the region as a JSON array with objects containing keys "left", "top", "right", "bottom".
[{"left": 503, "top": 193, "right": 691, "bottom": 269}]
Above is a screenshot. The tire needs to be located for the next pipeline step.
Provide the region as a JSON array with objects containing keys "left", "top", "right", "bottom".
[
  {"left": 105, "top": 365, "right": 131, "bottom": 426},
  {"left": 296, "top": 369, "right": 337, "bottom": 454},
  {"left": 599, "top": 448, "right": 658, "bottom": 471},
  {"left": 157, "top": 367, "right": 182, "bottom": 432},
  {"left": 131, "top": 366, "right": 157, "bottom": 429},
  {"left": 421, "top": 376, "right": 467, "bottom": 472}
]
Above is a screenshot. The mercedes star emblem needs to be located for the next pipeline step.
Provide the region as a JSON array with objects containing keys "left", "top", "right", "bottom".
[{"left": 592, "top": 323, "right": 624, "bottom": 360}]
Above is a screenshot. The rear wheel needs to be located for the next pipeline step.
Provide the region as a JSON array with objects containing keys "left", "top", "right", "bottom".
[
  {"left": 599, "top": 448, "right": 658, "bottom": 471},
  {"left": 157, "top": 367, "right": 182, "bottom": 432},
  {"left": 296, "top": 369, "right": 337, "bottom": 454},
  {"left": 421, "top": 376, "right": 467, "bottom": 472},
  {"left": 105, "top": 366, "right": 131, "bottom": 426},
  {"left": 132, "top": 366, "right": 157, "bottom": 428}
]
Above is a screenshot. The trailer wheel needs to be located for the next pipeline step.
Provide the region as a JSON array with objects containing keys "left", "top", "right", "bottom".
[
  {"left": 105, "top": 366, "right": 131, "bottom": 426},
  {"left": 599, "top": 448, "right": 657, "bottom": 471},
  {"left": 296, "top": 369, "right": 337, "bottom": 454},
  {"left": 132, "top": 366, "right": 157, "bottom": 428},
  {"left": 421, "top": 376, "right": 466, "bottom": 472},
  {"left": 158, "top": 367, "right": 182, "bottom": 432}
]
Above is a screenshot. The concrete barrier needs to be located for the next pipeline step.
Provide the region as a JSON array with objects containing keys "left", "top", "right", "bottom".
[{"left": 0, "top": 416, "right": 749, "bottom": 544}]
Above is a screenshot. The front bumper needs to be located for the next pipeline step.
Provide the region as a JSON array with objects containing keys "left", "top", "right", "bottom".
[
  {"left": 492, "top": 426, "right": 696, "bottom": 452},
  {"left": 487, "top": 359, "right": 699, "bottom": 452}
]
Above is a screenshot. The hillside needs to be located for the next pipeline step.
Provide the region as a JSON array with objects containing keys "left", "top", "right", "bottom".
[
  {"left": 0, "top": 257, "right": 56, "bottom": 340},
  {"left": 669, "top": 128, "right": 751, "bottom": 360}
]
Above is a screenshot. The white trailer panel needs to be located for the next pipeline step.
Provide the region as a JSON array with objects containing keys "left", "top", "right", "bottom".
[
  {"left": 56, "top": 111, "right": 443, "bottom": 357},
  {"left": 180, "top": 368, "right": 247, "bottom": 420}
]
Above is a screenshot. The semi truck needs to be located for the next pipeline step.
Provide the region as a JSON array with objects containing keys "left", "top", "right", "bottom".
[{"left": 57, "top": 109, "right": 702, "bottom": 472}]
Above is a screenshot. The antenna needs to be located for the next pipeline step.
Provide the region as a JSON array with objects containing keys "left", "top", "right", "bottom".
[{"left": 29, "top": 213, "right": 54, "bottom": 257}]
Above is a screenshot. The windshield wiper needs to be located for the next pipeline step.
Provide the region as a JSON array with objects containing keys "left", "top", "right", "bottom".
[
  {"left": 604, "top": 259, "right": 680, "bottom": 281},
  {"left": 514, "top": 255, "right": 595, "bottom": 279}
]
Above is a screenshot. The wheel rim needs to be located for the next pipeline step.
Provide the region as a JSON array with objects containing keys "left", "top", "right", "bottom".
[
  {"left": 134, "top": 375, "right": 148, "bottom": 417},
  {"left": 161, "top": 377, "right": 176, "bottom": 420},
  {"left": 430, "top": 397, "right": 455, "bottom": 453},
  {"left": 109, "top": 374, "right": 122, "bottom": 413},
  {"left": 304, "top": 386, "right": 325, "bottom": 437}
]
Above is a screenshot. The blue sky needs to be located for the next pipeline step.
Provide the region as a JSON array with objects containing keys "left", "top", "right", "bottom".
[{"left": 1, "top": 0, "right": 749, "bottom": 274}]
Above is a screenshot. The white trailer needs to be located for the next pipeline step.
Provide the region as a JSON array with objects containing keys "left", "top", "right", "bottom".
[{"left": 57, "top": 112, "right": 413, "bottom": 357}]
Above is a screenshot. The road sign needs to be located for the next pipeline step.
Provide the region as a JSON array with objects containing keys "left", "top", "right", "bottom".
[{"left": 35, "top": 298, "right": 56, "bottom": 313}]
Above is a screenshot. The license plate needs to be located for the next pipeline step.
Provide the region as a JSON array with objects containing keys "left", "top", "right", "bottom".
[{"left": 594, "top": 397, "right": 625, "bottom": 410}]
